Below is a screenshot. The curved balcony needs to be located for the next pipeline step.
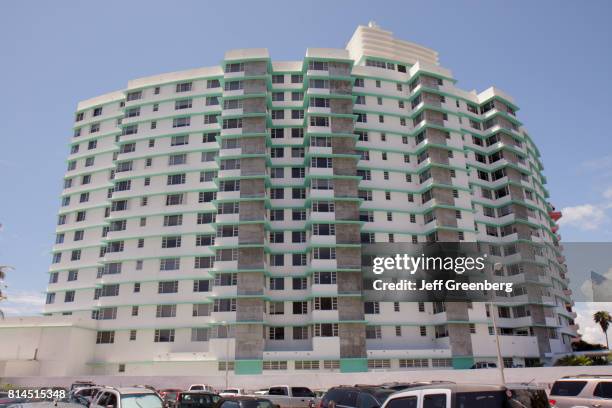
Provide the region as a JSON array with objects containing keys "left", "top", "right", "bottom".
[
  {"left": 214, "top": 236, "right": 238, "bottom": 248},
  {"left": 216, "top": 190, "right": 240, "bottom": 201},
  {"left": 310, "top": 235, "right": 337, "bottom": 246}
]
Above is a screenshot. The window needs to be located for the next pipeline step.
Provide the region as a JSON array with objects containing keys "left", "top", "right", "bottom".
[
  {"left": 155, "top": 304, "right": 177, "bottom": 318},
  {"left": 176, "top": 82, "right": 192, "bottom": 92},
  {"left": 161, "top": 236, "right": 182, "bottom": 248},
  {"left": 195, "top": 256, "right": 215, "bottom": 268},
  {"left": 196, "top": 234, "right": 214, "bottom": 246},
  {"left": 207, "top": 79, "right": 220, "bottom": 88},
  {"left": 204, "top": 114, "right": 217, "bottom": 124},
  {"left": 127, "top": 90, "right": 142, "bottom": 101},
  {"left": 173, "top": 117, "right": 190, "bottom": 128},
  {"left": 271, "top": 128, "right": 284, "bottom": 138},
  {"left": 158, "top": 281, "right": 179, "bottom": 294},
  {"left": 96, "top": 331, "right": 115, "bottom": 344},
  {"left": 197, "top": 212, "right": 215, "bottom": 224},
  {"left": 223, "top": 118, "right": 242, "bottom": 129},
  {"left": 593, "top": 382, "right": 612, "bottom": 398},
  {"left": 191, "top": 328, "right": 210, "bottom": 342},
  {"left": 67, "top": 270, "right": 78, "bottom": 281},
  {"left": 309, "top": 116, "right": 329, "bottom": 127},
  {"left": 163, "top": 214, "right": 183, "bottom": 226},
  {"left": 314, "top": 297, "right": 337, "bottom": 310},
  {"left": 269, "top": 277, "right": 285, "bottom": 290},
  {"left": 193, "top": 280, "right": 210, "bottom": 292},
  {"left": 214, "top": 299, "right": 236, "bottom": 312},
  {"left": 193, "top": 303, "right": 210, "bottom": 317},
  {"left": 166, "top": 193, "right": 184, "bottom": 206},
  {"left": 167, "top": 173, "right": 186, "bottom": 185},
  {"left": 64, "top": 290, "right": 75, "bottom": 303},
  {"left": 168, "top": 153, "right": 187, "bottom": 166},
  {"left": 269, "top": 303, "right": 284, "bottom": 316},
  {"left": 154, "top": 329, "right": 175, "bottom": 342},
  {"left": 159, "top": 258, "right": 181, "bottom": 271},
  {"left": 364, "top": 301, "right": 380, "bottom": 314},
  {"left": 314, "top": 323, "right": 338, "bottom": 337},
  {"left": 423, "top": 394, "right": 447, "bottom": 408}
]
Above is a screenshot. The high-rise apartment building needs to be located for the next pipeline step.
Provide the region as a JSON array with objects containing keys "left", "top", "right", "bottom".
[{"left": 44, "top": 23, "right": 577, "bottom": 375}]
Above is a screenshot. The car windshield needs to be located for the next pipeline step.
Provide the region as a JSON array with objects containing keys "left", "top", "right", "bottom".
[
  {"left": 456, "top": 390, "right": 549, "bottom": 408},
  {"left": 165, "top": 393, "right": 178, "bottom": 399},
  {"left": 372, "top": 390, "right": 396, "bottom": 403},
  {"left": 121, "top": 394, "right": 163, "bottom": 408},
  {"left": 222, "top": 390, "right": 238, "bottom": 394},
  {"left": 507, "top": 389, "right": 549, "bottom": 408},
  {"left": 179, "top": 394, "right": 216, "bottom": 406},
  {"left": 292, "top": 388, "right": 315, "bottom": 398}
]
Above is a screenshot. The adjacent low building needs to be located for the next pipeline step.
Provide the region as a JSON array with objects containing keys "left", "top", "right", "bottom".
[{"left": 1, "top": 23, "right": 577, "bottom": 377}]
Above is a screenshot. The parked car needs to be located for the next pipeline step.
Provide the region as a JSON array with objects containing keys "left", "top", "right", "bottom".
[
  {"left": 188, "top": 386, "right": 215, "bottom": 393},
  {"left": 70, "top": 382, "right": 96, "bottom": 391},
  {"left": 319, "top": 386, "right": 395, "bottom": 408},
  {"left": 260, "top": 386, "right": 317, "bottom": 408},
  {"left": 549, "top": 375, "right": 612, "bottom": 408},
  {"left": 216, "top": 397, "right": 276, "bottom": 408},
  {"left": 90, "top": 387, "right": 163, "bottom": 408},
  {"left": 159, "top": 389, "right": 183, "bottom": 408},
  {"left": 379, "top": 383, "right": 549, "bottom": 408},
  {"left": 175, "top": 391, "right": 220, "bottom": 408},
  {"left": 6, "top": 394, "right": 90, "bottom": 408},
  {"left": 219, "top": 390, "right": 246, "bottom": 398},
  {"left": 0, "top": 393, "right": 28, "bottom": 408},
  {"left": 470, "top": 362, "right": 498, "bottom": 369},
  {"left": 71, "top": 387, "right": 101, "bottom": 403},
  {"left": 379, "top": 382, "right": 449, "bottom": 392}
]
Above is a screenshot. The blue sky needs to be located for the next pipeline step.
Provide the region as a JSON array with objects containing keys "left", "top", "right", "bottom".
[{"left": 1, "top": 0, "right": 611, "bottom": 342}]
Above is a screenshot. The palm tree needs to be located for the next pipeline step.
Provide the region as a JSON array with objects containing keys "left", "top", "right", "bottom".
[
  {"left": 593, "top": 311, "right": 611, "bottom": 349},
  {"left": 0, "top": 265, "right": 9, "bottom": 319}
]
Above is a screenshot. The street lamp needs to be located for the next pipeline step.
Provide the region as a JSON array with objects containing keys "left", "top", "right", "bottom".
[
  {"left": 221, "top": 321, "right": 229, "bottom": 389},
  {"left": 490, "top": 262, "right": 506, "bottom": 385}
]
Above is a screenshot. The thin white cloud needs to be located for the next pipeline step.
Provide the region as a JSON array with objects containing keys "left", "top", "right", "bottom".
[
  {"left": 559, "top": 204, "right": 608, "bottom": 230},
  {"left": 575, "top": 302, "right": 612, "bottom": 345},
  {"left": 1, "top": 290, "right": 45, "bottom": 316},
  {"left": 582, "top": 154, "right": 612, "bottom": 171}
]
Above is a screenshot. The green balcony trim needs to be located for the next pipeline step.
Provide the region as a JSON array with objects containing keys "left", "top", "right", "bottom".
[
  {"left": 118, "top": 92, "right": 224, "bottom": 110},
  {"left": 69, "top": 129, "right": 123, "bottom": 146}
]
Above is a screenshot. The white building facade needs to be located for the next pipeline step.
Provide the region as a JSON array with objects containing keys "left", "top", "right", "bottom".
[{"left": 35, "top": 23, "right": 577, "bottom": 376}]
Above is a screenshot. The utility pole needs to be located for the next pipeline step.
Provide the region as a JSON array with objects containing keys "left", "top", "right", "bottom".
[
  {"left": 491, "top": 262, "right": 506, "bottom": 385},
  {"left": 490, "top": 301, "right": 506, "bottom": 385},
  {"left": 222, "top": 321, "right": 229, "bottom": 389}
]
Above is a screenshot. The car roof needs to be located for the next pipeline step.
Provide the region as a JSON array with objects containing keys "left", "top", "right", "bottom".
[
  {"left": 105, "top": 387, "right": 157, "bottom": 394},
  {"left": 222, "top": 397, "right": 270, "bottom": 401},
  {"left": 331, "top": 385, "right": 394, "bottom": 392},
  {"left": 557, "top": 375, "right": 612, "bottom": 380},
  {"left": 181, "top": 391, "right": 218, "bottom": 395},
  {"left": 394, "top": 384, "right": 506, "bottom": 393}
]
